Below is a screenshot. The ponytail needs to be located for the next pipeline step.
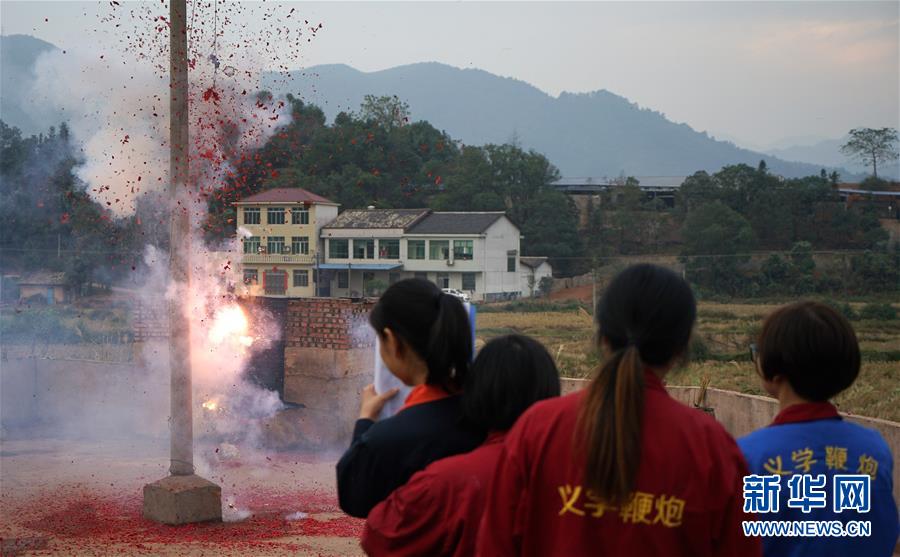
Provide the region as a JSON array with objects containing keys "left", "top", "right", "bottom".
[
  {"left": 425, "top": 292, "right": 472, "bottom": 390},
  {"left": 576, "top": 344, "right": 645, "bottom": 504},
  {"left": 370, "top": 280, "right": 472, "bottom": 390},
  {"left": 577, "top": 264, "right": 697, "bottom": 506}
]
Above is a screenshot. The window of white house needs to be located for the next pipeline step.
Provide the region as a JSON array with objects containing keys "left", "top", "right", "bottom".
[
  {"left": 329, "top": 239, "right": 349, "bottom": 259},
  {"left": 414, "top": 272, "right": 428, "bottom": 281},
  {"left": 243, "top": 207, "right": 260, "bottom": 225},
  {"left": 437, "top": 272, "right": 450, "bottom": 288},
  {"left": 453, "top": 240, "right": 474, "bottom": 260},
  {"left": 353, "top": 239, "right": 375, "bottom": 259},
  {"left": 264, "top": 270, "right": 287, "bottom": 295},
  {"left": 293, "top": 269, "right": 309, "bottom": 287},
  {"left": 429, "top": 240, "right": 450, "bottom": 260},
  {"left": 291, "top": 206, "right": 310, "bottom": 225},
  {"left": 408, "top": 240, "right": 426, "bottom": 260},
  {"left": 243, "top": 269, "right": 258, "bottom": 284},
  {"left": 291, "top": 236, "right": 309, "bottom": 255},
  {"left": 268, "top": 236, "right": 285, "bottom": 254},
  {"left": 378, "top": 239, "right": 400, "bottom": 259},
  {"left": 507, "top": 250, "right": 518, "bottom": 272},
  {"left": 243, "top": 236, "right": 260, "bottom": 254},
  {"left": 337, "top": 270, "right": 349, "bottom": 289},
  {"left": 462, "top": 272, "right": 476, "bottom": 291},
  {"left": 267, "top": 207, "right": 286, "bottom": 225}
]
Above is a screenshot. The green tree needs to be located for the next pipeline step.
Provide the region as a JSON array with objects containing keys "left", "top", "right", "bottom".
[
  {"left": 681, "top": 201, "right": 755, "bottom": 295},
  {"left": 538, "top": 276, "right": 554, "bottom": 297},
  {"left": 840, "top": 127, "right": 899, "bottom": 178},
  {"left": 358, "top": 95, "right": 411, "bottom": 132}
]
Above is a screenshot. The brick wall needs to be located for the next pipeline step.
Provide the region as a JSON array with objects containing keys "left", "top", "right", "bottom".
[{"left": 285, "top": 298, "right": 376, "bottom": 351}]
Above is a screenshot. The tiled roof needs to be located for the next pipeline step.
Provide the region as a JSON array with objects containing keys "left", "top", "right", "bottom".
[
  {"left": 407, "top": 212, "right": 508, "bottom": 235},
  {"left": 520, "top": 256, "right": 549, "bottom": 269},
  {"left": 233, "top": 187, "right": 336, "bottom": 205},
  {"left": 323, "top": 209, "right": 431, "bottom": 230}
]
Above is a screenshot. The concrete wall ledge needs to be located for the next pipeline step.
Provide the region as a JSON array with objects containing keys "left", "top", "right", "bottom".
[{"left": 561, "top": 378, "right": 900, "bottom": 504}]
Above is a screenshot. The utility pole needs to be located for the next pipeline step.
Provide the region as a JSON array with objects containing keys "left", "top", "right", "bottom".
[
  {"left": 143, "top": 0, "right": 222, "bottom": 524},
  {"left": 167, "top": 0, "right": 192, "bottom": 480}
]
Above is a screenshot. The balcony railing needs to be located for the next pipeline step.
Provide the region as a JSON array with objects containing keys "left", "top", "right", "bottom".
[{"left": 242, "top": 253, "right": 315, "bottom": 265}]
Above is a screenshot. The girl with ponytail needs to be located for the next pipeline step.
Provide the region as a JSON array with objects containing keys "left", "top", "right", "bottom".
[
  {"left": 476, "top": 264, "right": 760, "bottom": 557},
  {"left": 337, "top": 278, "right": 483, "bottom": 518}
]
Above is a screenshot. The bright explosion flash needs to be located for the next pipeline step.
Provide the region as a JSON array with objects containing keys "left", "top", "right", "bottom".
[
  {"left": 208, "top": 305, "right": 255, "bottom": 349},
  {"left": 202, "top": 400, "right": 219, "bottom": 411}
]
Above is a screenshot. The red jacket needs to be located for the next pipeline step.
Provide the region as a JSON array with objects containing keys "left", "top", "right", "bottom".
[
  {"left": 476, "top": 372, "right": 761, "bottom": 557},
  {"left": 362, "top": 432, "right": 505, "bottom": 557}
]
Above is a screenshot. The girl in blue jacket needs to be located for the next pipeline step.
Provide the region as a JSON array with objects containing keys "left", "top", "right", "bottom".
[{"left": 739, "top": 301, "right": 899, "bottom": 557}]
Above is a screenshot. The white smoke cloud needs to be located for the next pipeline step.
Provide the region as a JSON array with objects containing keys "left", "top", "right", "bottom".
[{"left": 26, "top": 35, "right": 292, "bottom": 217}]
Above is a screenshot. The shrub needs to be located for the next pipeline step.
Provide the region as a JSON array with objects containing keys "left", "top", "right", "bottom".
[
  {"left": 689, "top": 336, "right": 712, "bottom": 362},
  {"left": 824, "top": 299, "right": 859, "bottom": 321},
  {"left": 859, "top": 303, "right": 898, "bottom": 321}
]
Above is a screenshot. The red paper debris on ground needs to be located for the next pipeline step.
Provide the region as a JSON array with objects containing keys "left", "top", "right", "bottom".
[{"left": 7, "top": 487, "right": 363, "bottom": 552}]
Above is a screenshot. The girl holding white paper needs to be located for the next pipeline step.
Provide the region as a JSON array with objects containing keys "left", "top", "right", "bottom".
[{"left": 336, "top": 278, "right": 482, "bottom": 518}]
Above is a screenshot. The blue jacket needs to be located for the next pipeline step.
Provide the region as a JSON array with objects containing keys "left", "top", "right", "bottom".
[{"left": 739, "top": 402, "right": 899, "bottom": 557}]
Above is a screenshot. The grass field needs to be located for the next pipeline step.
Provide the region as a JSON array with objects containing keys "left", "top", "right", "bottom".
[{"left": 475, "top": 301, "right": 900, "bottom": 422}]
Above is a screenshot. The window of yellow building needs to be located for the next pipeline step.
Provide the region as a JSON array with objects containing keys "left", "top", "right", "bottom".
[
  {"left": 268, "top": 236, "right": 285, "bottom": 254},
  {"left": 243, "top": 236, "right": 260, "bottom": 254},
  {"left": 292, "top": 236, "right": 309, "bottom": 255},
  {"left": 243, "top": 208, "right": 260, "bottom": 225},
  {"left": 291, "top": 207, "right": 310, "bottom": 225},
  {"left": 267, "top": 207, "right": 285, "bottom": 225}
]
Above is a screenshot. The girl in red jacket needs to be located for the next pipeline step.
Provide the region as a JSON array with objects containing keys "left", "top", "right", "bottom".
[
  {"left": 363, "top": 334, "right": 561, "bottom": 556},
  {"left": 476, "top": 264, "right": 761, "bottom": 557}
]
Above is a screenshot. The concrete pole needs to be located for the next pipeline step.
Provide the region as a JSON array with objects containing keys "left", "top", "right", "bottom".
[
  {"left": 143, "top": 0, "right": 221, "bottom": 524},
  {"left": 168, "top": 0, "right": 193, "bottom": 477}
]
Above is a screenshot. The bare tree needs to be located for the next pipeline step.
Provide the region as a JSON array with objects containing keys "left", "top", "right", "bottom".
[{"left": 840, "top": 127, "right": 899, "bottom": 179}]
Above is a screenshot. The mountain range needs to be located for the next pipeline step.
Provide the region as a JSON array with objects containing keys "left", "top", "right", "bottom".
[
  {"left": 262, "top": 63, "right": 875, "bottom": 179},
  {"left": 1, "top": 34, "right": 880, "bottom": 180}
]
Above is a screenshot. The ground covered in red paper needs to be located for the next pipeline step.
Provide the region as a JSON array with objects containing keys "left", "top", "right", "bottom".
[{"left": 1, "top": 439, "right": 364, "bottom": 556}]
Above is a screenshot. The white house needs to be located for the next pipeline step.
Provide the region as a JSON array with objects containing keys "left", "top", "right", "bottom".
[
  {"left": 520, "top": 256, "right": 554, "bottom": 297},
  {"left": 319, "top": 209, "right": 523, "bottom": 301}
]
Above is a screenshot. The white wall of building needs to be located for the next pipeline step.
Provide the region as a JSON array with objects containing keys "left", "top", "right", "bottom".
[
  {"left": 521, "top": 262, "right": 554, "bottom": 297},
  {"left": 478, "top": 217, "right": 522, "bottom": 301},
  {"left": 320, "top": 215, "right": 522, "bottom": 301}
]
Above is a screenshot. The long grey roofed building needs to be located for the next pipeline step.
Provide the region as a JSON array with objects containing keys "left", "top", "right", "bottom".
[{"left": 552, "top": 176, "right": 687, "bottom": 194}]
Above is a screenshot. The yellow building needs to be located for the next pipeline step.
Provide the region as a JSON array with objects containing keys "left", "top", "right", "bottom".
[{"left": 233, "top": 188, "right": 339, "bottom": 298}]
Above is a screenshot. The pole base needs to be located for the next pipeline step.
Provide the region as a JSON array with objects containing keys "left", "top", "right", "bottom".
[{"left": 143, "top": 474, "right": 222, "bottom": 525}]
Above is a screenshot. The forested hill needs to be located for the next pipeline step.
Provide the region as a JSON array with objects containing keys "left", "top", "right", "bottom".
[{"left": 262, "top": 62, "right": 852, "bottom": 179}]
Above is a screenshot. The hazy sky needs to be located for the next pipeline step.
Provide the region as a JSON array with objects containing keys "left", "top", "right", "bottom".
[{"left": 2, "top": 1, "right": 898, "bottom": 149}]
